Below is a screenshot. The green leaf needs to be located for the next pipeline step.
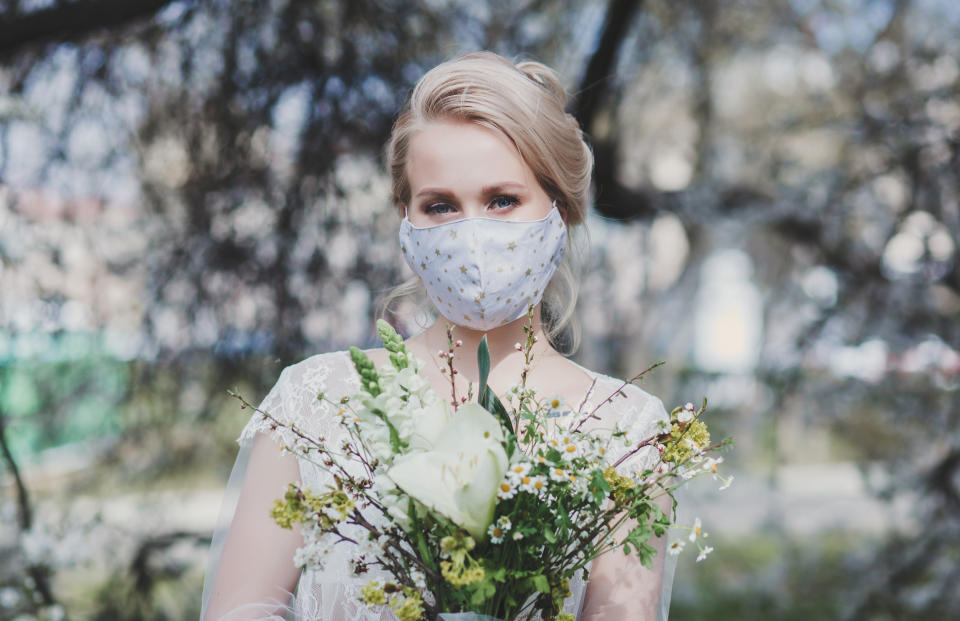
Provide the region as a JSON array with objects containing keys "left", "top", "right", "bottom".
[
  {"left": 469, "top": 577, "right": 497, "bottom": 607},
  {"left": 589, "top": 469, "right": 611, "bottom": 504},
  {"left": 621, "top": 522, "right": 652, "bottom": 556},
  {"left": 476, "top": 336, "right": 517, "bottom": 457},
  {"left": 478, "top": 335, "right": 491, "bottom": 393},
  {"left": 369, "top": 405, "right": 404, "bottom": 453},
  {"left": 543, "top": 528, "right": 557, "bottom": 544},
  {"left": 532, "top": 574, "right": 550, "bottom": 593},
  {"left": 638, "top": 541, "right": 657, "bottom": 568}
]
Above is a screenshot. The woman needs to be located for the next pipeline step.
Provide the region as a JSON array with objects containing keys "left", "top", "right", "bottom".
[{"left": 201, "top": 51, "right": 673, "bottom": 620}]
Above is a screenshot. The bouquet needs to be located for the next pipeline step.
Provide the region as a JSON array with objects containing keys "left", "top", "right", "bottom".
[{"left": 230, "top": 318, "right": 732, "bottom": 621}]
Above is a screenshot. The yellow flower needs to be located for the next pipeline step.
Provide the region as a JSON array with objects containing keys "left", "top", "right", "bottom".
[
  {"left": 662, "top": 419, "right": 711, "bottom": 464},
  {"left": 359, "top": 581, "right": 387, "bottom": 606},
  {"left": 389, "top": 589, "right": 425, "bottom": 621}
]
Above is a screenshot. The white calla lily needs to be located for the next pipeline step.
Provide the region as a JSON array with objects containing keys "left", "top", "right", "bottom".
[{"left": 387, "top": 403, "right": 508, "bottom": 540}]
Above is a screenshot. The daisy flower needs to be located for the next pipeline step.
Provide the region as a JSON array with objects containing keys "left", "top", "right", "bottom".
[
  {"left": 520, "top": 474, "right": 547, "bottom": 496},
  {"left": 497, "top": 479, "right": 518, "bottom": 500},
  {"left": 689, "top": 517, "right": 703, "bottom": 543},
  {"left": 507, "top": 462, "right": 531, "bottom": 482},
  {"left": 549, "top": 466, "right": 568, "bottom": 483}
]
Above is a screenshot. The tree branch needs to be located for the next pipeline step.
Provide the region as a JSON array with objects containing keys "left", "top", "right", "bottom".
[
  {"left": 571, "top": 0, "right": 656, "bottom": 221},
  {"left": 0, "top": 406, "right": 31, "bottom": 530},
  {"left": 0, "top": 0, "right": 178, "bottom": 59}
]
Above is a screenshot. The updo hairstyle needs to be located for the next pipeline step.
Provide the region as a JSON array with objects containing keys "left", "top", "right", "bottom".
[{"left": 382, "top": 51, "right": 593, "bottom": 351}]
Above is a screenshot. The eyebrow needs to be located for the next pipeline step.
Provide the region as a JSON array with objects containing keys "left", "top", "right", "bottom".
[{"left": 414, "top": 182, "right": 528, "bottom": 200}]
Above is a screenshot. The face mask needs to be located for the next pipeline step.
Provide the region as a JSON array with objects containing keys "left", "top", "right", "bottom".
[{"left": 398, "top": 203, "right": 567, "bottom": 331}]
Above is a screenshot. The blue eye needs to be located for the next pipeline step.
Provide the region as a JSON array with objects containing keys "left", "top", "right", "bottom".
[
  {"left": 490, "top": 195, "right": 519, "bottom": 210},
  {"left": 425, "top": 203, "right": 455, "bottom": 215}
]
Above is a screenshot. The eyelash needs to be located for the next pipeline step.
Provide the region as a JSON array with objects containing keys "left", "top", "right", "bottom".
[{"left": 424, "top": 195, "right": 520, "bottom": 215}]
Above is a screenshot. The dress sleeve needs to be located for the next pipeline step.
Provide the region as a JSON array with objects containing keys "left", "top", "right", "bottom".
[{"left": 589, "top": 378, "right": 670, "bottom": 476}]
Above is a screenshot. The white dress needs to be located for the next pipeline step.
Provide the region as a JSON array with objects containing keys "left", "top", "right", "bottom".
[{"left": 201, "top": 350, "right": 674, "bottom": 620}]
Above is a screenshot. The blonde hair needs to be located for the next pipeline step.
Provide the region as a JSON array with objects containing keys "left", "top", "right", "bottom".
[{"left": 380, "top": 51, "right": 593, "bottom": 352}]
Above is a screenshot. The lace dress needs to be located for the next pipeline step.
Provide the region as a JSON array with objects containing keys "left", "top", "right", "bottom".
[{"left": 204, "top": 350, "right": 671, "bottom": 620}]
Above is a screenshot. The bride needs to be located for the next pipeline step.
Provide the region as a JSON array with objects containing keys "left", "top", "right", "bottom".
[{"left": 201, "top": 51, "right": 674, "bottom": 621}]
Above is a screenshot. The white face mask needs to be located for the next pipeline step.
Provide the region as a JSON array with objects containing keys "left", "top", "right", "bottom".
[{"left": 398, "top": 202, "right": 567, "bottom": 330}]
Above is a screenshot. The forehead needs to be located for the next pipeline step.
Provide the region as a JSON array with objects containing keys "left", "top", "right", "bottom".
[{"left": 406, "top": 119, "right": 534, "bottom": 193}]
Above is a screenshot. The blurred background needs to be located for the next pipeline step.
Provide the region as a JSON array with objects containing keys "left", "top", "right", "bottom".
[{"left": 1, "top": 0, "right": 958, "bottom": 619}]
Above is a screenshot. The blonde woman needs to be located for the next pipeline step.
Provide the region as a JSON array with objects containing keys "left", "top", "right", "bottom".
[{"left": 201, "top": 51, "right": 674, "bottom": 621}]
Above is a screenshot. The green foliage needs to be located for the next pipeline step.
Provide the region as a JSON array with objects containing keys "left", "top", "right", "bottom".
[{"left": 477, "top": 336, "right": 517, "bottom": 458}]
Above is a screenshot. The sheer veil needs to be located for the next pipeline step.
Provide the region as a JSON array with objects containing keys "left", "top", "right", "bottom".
[{"left": 200, "top": 438, "right": 254, "bottom": 620}]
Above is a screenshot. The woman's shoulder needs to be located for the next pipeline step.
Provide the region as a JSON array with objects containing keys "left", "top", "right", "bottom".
[
  {"left": 567, "top": 359, "right": 668, "bottom": 416},
  {"left": 237, "top": 349, "right": 362, "bottom": 446}
]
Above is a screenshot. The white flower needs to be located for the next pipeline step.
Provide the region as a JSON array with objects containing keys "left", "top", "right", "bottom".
[
  {"left": 548, "top": 466, "right": 568, "bottom": 483},
  {"left": 372, "top": 475, "right": 412, "bottom": 529},
  {"left": 703, "top": 456, "right": 723, "bottom": 475},
  {"left": 545, "top": 395, "right": 567, "bottom": 418},
  {"left": 520, "top": 474, "right": 547, "bottom": 496},
  {"left": 689, "top": 517, "right": 703, "bottom": 543},
  {"left": 719, "top": 475, "right": 735, "bottom": 491},
  {"left": 668, "top": 540, "right": 685, "bottom": 556},
  {"left": 357, "top": 535, "right": 382, "bottom": 558},
  {"left": 696, "top": 545, "right": 714, "bottom": 562},
  {"left": 507, "top": 462, "right": 531, "bottom": 482},
  {"left": 512, "top": 531, "right": 524, "bottom": 541},
  {"left": 411, "top": 569, "right": 427, "bottom": 589},
  {"left": 387, "top": 403, "right": 509, "bottom": 540},
  {"left": 488, "top": 522, "right": 507, "bottom": 543},
  {"left": 497, "top": 479, "right": 518, "bottom": 500},
  {"left": 678, "top": 402, "right": 696, "bottom": 423},
  {"left": 293, "top": 533, "right": 333, "bottom": 569}
]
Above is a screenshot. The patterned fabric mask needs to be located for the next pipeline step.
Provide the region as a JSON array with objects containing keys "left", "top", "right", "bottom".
[{"left": 398, "top": 203, "right": 567, "bottom": 330}]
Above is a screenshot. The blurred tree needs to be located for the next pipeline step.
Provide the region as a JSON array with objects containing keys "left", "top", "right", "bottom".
[{"left": 0, "top": 0, "right": 958, "bottom": 619}]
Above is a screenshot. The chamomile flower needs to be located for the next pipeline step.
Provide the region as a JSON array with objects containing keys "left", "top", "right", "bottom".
[
  {"left": 497, "top": 515, "right": 512, "bottom": 530},
  {"left": 548, "top": 466, "right": 568, "bottom": 483},
  {"left": 718, "top": 475, "right": 735, "bottom": 491},
  {"left": 689, "top": 517, "right": 704, "bottom": 543},
  {"left": 668, "top": 540, "right": 685, "bottom": 556},
  {"left": 497, "top": 479, "right": 518, "bottom": 500},
  {"left": 560, "top": 438, "right": 580, "bottom": 462},
  {"left": 520, "top": 474, "right": 547, "bottom": 496},
  {"left": 488, "top": 523, "right": 506, "bottom": 544},
  {"left": 703, "top": 456, "right": 724, "bottom": 477},
  {"left": 507, "top": 462, "right": 531, "bottom": 481},
  {"left": 696, "top": 545, "right": 714, "bottom": 562},
  {"left": 546, "top": 395, "right": 566, "bottom": 418}
]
